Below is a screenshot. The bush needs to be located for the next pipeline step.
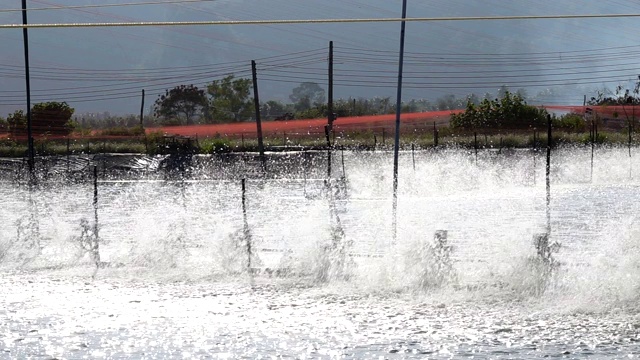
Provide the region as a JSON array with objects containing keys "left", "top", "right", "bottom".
[
  {"left": 450, "top": 91, "right": 547, "bottom": 130},
  {"left": 553, "top": 113, "right": 587, "bottom": 133},
  {"left": 200, "top": 138, "right": 231, "bottom": 153}
]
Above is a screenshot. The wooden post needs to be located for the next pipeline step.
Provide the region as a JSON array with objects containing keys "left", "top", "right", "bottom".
[
  {"left": 66, "top": 137, "right": 70, "bottom": 173},
  {"left": 591, "top": 118, "right": 595, "bottom": 183},
  {"left": 341, "top": 146, "right": 346, "bottom": 178},
  {"left": 102, "top": 140, "right": 106, "bottom": 178},
  {"left": 241, "top": 178, "right": 252, "bottom": 274},
  {"left": 325, "top": 125, "right": 332, "bottom": 178},
  {"left": 433, "top": 122, "right": 438, "bottom": 147},
  {"left": 93, "top": 165, "right": 101, "bottom": 268},
  {"left": 546, "top": 115, "right": 552, "bottom": 235},
  {"left": 140, "top": 89, "right": 145, "bottom": 128},
  {"left": 327, "top": 41, "right": 335, "bottom": 137},
  {"left": 22, "top": 0, "right": 34, "bottom": 175},
  {"left": 251, "top": 60, "right": 265, "bottom": 169},
  {"left": 474, "top": 132, "right": 478, "bottom": 164},
  {"left": 411, "top": 143, "right": 415, "bottom": 171},
  {"left": 533, "top": 130, "right": 537, "bottom": 186}
]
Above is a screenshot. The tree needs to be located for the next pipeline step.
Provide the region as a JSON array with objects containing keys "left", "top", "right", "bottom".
[
  {"left": 0, "top": 116, "right": 7, "bottom": 133},
  {"left": 154, "top": 85, "right": 208, "bottom": 125},
  {"left": 261, "top": 100, "right": 292, "bottom": 120},
  {"left": 31, "top": 102, "right": 75, "bottom": 135},
  {"left": 207, "top": 75, "right": 253, "bottom": 122},
  {"left": 450, "top": 91, "right": 547, "bottom": 130},
  {"left": 6, "top": 110, "right": 26, "bottom": 137},
  {"left": 289, "top": 82, "right": 325, "bottom": 111}
]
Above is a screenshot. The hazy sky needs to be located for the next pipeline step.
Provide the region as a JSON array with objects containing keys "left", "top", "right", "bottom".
[{"left": 1, "top": 0, "right": 640, "bottom": 115}]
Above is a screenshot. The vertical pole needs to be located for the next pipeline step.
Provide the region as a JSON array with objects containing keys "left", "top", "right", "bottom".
[
  {"left": 474, "top": 132, "right": 478, "bottom": 164},
  {"left": 341, "top": 146, "right": 346, "bottom": 178},
  {"left": 241, "top": 178, "right": 252, "bottom": 274},
  {"left": 433, "top": 122, "right": 438, "bottom": 147},
  {"left": 546, "top": 115, "right": 552, "bottom": 235},
  {"left": 327, "top": 41, "right": 334, "bottom": 135},
  {"left": 241, "top": 133, "right": 245, "bottom": 148},
  {"left": 102, "top": 140, "right": 106, "bottom": 178},
  {"left": 283, "top": 131, "right": 286, "bottom": 147},
  {"left": 411, "top": 143, "right": 415, "bottom": 171},
  {"left": 22, "top": 0, "right": 34, "bottom": 175},
  {"left": 140, "top": 89, "right": 145, "bottom": 128},
  {"left": 392, "top": 0, "right": 408, "bottom": 243},
  {"left": 533, "top": 130, "right": 537, "bottom": 186},
  {"left": 66, "top": 137, "right": 70, "bottom": 174},
  {"left": 631, "top": 104, "right": 634, "bottom": 179},
  {"left": 93, "top": 165, "right": 101, "bottom": 267},
  {"left": 591, "top": 117, "right": 595, "bottom": 183},
  {"left": 251, "top": 60, "right": 265, "bottom": 169},
  {"left": 325, "top": 125, "right": 332, "bottom": 178}
]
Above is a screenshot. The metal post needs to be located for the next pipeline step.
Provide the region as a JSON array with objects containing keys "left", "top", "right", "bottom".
[
  {"left": 251, "top": 60, "right": 265, "bottom": 169},
  {"left": 241, "top": 178, "right": 252, "bottom": 274},
  {"left": 21, "top": 0, "right": 34, "bottom": 175},
  {"left": 411, "top": 143, "right": 415, "bottom": 171},
  {"left": 328, "top": 41, "right": 334, "bottom": 135},
  {"left": 474, "top": 132, "right": 478, "bottom": 164},
  {"left": 391, "top": 0, "right": 408, "bottom": 243},
  {"left": 545, "top": 115, "right": 552, "bottom": 235},
  {"left": 341, "top": 146, "right": 346, "bottom": 178},
  {"left": 140, "top": 89, "right": 145, "bottom": 128},
  {"left": 93, "top": 165, "right": 101, "bottom": 267}
]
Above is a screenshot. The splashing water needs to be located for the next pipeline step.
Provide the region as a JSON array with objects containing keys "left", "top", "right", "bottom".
[{"left": 1, "top": 147, "right": 640, "bottom": 358}]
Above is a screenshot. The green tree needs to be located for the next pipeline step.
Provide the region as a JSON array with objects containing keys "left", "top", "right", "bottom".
[
  {"left": 0, "top": 116, "right": 6, "bottom": 133},
  {"left": 154, "top": 84, "right": 208, "bottom": 125},
  {"left": 450, "top": 91, "right": 547, "bottom": 130},
  {"left": 32, "top": 102, "right": 75, "bottom": 135},
  {"left": 289, "top": 82, "right": 325, "bottom": 111},
  {"left": 6, "top": 110, "right": 26, "bottom": 137},
  {"left": 207, "top": 75, "right": 253, "bottom": 122},
  {"left": 261, "top": 100, "right": 293, "bottom": 120}
]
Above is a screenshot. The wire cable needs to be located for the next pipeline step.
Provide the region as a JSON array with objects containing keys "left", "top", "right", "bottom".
[
  {"left": 4, "top": 13, "right": 640, "bottom": 29},
  {"left": 0, "top": 0, "right": 218, "bottom": 13}
]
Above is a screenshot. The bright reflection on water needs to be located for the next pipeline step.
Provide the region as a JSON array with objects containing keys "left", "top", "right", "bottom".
[{"left": 1, "top": 147, "right": 640, "bottom": 359}]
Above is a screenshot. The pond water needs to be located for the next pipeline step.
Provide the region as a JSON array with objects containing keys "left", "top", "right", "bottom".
[{"left": 1, "top": 147, "right": 640, "bottom": 359}]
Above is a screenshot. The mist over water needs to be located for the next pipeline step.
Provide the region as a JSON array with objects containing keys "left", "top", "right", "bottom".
[{"left": 1, "top": 147, "right": 640, "bottom": 358}]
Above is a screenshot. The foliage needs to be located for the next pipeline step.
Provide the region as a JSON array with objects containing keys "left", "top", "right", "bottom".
[
  {"left": 552, "top": 113, "right": 587, "bottom": 133},
  {"left": 200, "top": 138, "right": 231, "bottom": 153},
  {"left": 296, "top": 106, "right": 326, "bottom": 120},
  {"left": 31, "top": 102, "right": 75, "bottom": 136},
  {"left": 450, "top": 91, "right": 548, "bottom": 130},
  {"left": 0, "top": 116, "right": 6, "bottom": 133},
  {"left": 261, "top": 100, "right": 295, "bottom": 120},
  {"left": 289, "top": 82, "right": 325, "bottom": 111},
  {"left": 207, "top": 75, "right": 253, "bottom": 122},
  {"left": 154, "top": 84, "right": 208, "bottom": 125},
  {"left": 6, "top": 110, "right": 26, "bottom": 136}
]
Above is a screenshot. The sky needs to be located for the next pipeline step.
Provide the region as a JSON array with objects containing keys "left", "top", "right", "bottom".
[{"left": 1, "top": 0, "right": 640, "bottom": 116}]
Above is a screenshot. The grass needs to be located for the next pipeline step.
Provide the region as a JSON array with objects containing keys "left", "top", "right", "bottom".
[{"left": 0, "top": 129, "right": 638, "bottom": 157}]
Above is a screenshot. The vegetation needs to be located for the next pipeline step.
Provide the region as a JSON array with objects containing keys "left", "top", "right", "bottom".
[
  {"left": 450, "top": 91, "right": 548, "bottom": 130},
  {"left": 5, "top": 102, "right": 75, "bottom": 136},
  {"left": 154, "top": 84, "right": 208, "bottom": 125},
  {"left": 290, "top": 82, "right": 326, "bottom": 111},
  {"left": 207, "top": 75, "right": 253, "bottom": 122}
]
